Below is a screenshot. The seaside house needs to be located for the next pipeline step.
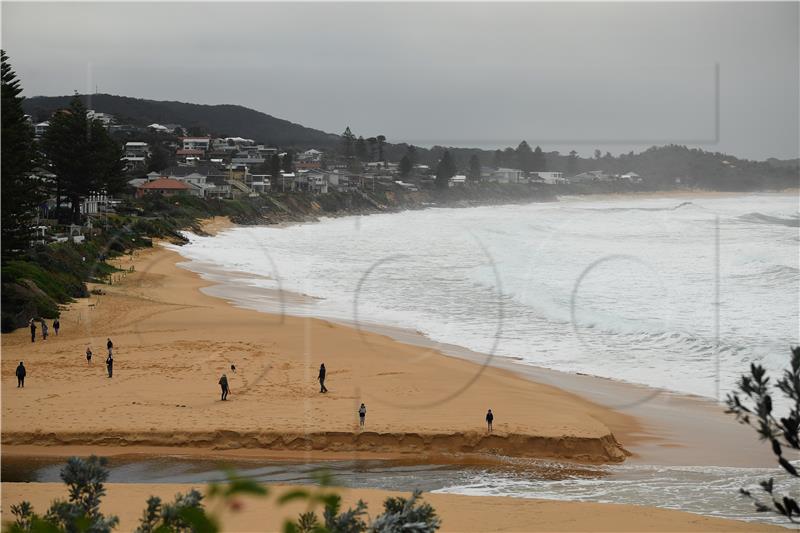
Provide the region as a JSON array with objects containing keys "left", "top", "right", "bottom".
[
  {"left": 449, "top": 174, "right": 467, "bottom": 187},
  {"left": 488, "top": 168, "right": 525, "bottom": 184},
  {"left": 134, "top": 178, "right": 192, "bottom": 198},
  {"left": 87, "top": 109, "right": 115, "bottom": 127},
  {"left": 181, "top": 136, "right": 211, "bottom": 152},
  {"left": 123, "top": 142, "right": 149, "bottom": 169},
  {"left": 532, "top": 171, "right": 566, "bottom": 184},
  {"left": 619, "top": 172, "right": 643, "bottom": 183},
  {"left": 34, "top": 121, "right": 49, "bottom": 138}
]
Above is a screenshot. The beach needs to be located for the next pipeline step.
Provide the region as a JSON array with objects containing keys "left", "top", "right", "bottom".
[{"left": 1, "top": 215, "right": 790, "bottom": 531}]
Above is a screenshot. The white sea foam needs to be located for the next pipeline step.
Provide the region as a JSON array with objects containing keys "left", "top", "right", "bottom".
[{"left": 173, "top": 193, "right": 799, "bottom": 401}]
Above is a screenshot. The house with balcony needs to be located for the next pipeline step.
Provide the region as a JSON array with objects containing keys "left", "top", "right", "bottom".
[
  {"left": 123, "top": 142, "right": 149, "bottom": 170},
  {"left": 181, "top": 137, "right": 211, "bottom": 152}
]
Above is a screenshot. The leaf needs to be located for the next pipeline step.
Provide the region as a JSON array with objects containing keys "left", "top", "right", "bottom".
[
  {"left": 179, "top": 506, "right": 218, "bottom": 533},
  {"left": 224, "top": 479, "right": 268, "bottom": 497},
  {"left": 277, "top": 490, "right": 311, "bottom": 505},
  {"left": 778, "top": 457, "right": 799, "bottom": 477}
]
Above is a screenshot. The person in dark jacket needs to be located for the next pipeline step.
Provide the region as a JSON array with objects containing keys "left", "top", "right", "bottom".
[
  {"left": 106, "top": 354, "right": 113, "bottom": 378},
  {"left": 53, "top": 319, "right": 60, "bottom": 336},
  {"left": 318, "top": 363, "right": 328, "bottom": 393},
  {"left": 219, "top": 374, "right": 229, "bottom": 401},
  {"left": 16, "top": 362, "right": 26, "bottom": 388},
  {"left": 29, "top": 320, "right": 36, "bottom": 343},
  {"left": 86, "top": 347, "right": 93, "bottom": 365},
  {"left": 486, "top": 409, "right": 494, "bottom": 433},
  {"left": 107, "top": 338, "right": 113, "bottom": 356}
]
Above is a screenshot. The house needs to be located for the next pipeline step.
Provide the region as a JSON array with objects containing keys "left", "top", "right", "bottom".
[
  {"left": 295, "top": 169, "right": 329, "bottom": 194},
  {"left": 148, "top": 123, "right": 170, "bottom": 133},
  {"left": 532, "top": 171, "right": 566, "bottom": 184},
  {"left": 488, "top": 168, "right": 524, "bottom": 184},
  {"left": 181, "top": 137, "right": 211, "bottom": 151},
  {"left": 135, "top": 178, "right": 192, "bottom": 198},
  {"left": 124, "top": 142, "right": 149, "bottom": 169},
  {"left": 34, "top": 121, "right": 49, "bottom": 138},
  {"left": 619, "top": 172, "right": 643, "bottom": 183},
  {"left": 87, "top": 110, "right": 115, "bottom": 126},
  {"left": 298, "top": 148, "right": 323, "bottom": 162},
  {"left": 569, "top": 170, "right": 612, "bottom": 183},
  {"left": 176, "top": 148, "right": 205, "bottom": 163},
  {"left": 449, "top": 175, "right": 467, "bottom": 187},
  {"left": 296, "top": 160, "right": 322, "bottom": 170}
]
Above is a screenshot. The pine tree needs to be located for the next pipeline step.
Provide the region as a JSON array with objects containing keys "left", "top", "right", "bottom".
[
  {"left": 269, "top": 153, "right": 282, "bottom": 190},
  {"left": 1, "top": 50, "right": 41, "bottom": 259},
  {"left": 376, "top": 135, "right": 386, "bottom": 162},
  {"left": 355, "top": 136, "right": 368, "bottom": 161},
  {"left": 42, "top": 94, "right": 123, "bottom": 223},
  {"left": 468, "top": 154, "right": 481, "bottom": 182},
  {"left": 533, "top": 145, "right": 546, "bottom": 172},
  {"left": 516, "top": 140, "right": 533, "bottom": 172},
  {"left": 435, "top": 150, "right": 456, "bottom": 190},
  {"left": 566, "top": 150, "right": 578, "bottom": 176},
  {"left": 341, "top": 127, "right": 355, "bottom": 158},
  {"left": 399, "top": 155, "right": 412, "bottom": 177}
]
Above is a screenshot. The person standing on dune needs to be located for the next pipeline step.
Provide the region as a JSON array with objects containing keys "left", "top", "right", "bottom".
[
  {"left": 486, "top": 409, "right": 494, "bottom": 433},
  {"left": 318, "top": 363, "right": 328, "bottom": 393},
  {"left": 107, "top": 338, "right": 113, "bottom": 356},
  {"left": 106, "top": 353, "right": 113, "bottom": 378},
  {"left": 219, "top": 373, "right": 230, "bottom": 401},
  {"left": 359, "top": 403, "right": 366, "bottom": 428},
  {"left": 42, "top": 321, "right": 48, "bottom": 340},
  {"left": 53, "top": 319, "right": 60, "bottom": 336},
  {"left": 86, "top": 347, "right": 93, "bottom": 365},
  {"left": 16, "top": 361, "right": 26, "bottom": 388},
  {"left": 29, "top": 320, "right": 36, "bottom": 343}
]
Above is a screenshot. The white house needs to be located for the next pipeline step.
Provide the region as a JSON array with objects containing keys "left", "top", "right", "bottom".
[
  {"left": 182, "top": 137, "right": 211, "bottom": 151},
  {"left": 449, "top": 175, "right": 467, "bottom": 187},
  {"left": 488, "top": 168, "right": 524, "bottom": 184},
  {"left": 34, "top": 121, "right": 49, "bottom": 138},
  {"left": 619, "top": 172, "right": 643, "bottom": 183},
  {"left": 532, "top": 171, "right": 566, "bottom": 184},
  {"left": 87, "top": 110, "right": 115, "bottom": 126},
  {"left": 124, "top": 142, "right": 149, "bottom": 168}
]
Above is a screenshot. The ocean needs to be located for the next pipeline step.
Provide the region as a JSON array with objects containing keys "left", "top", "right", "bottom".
[{"left": 174, "top": 193, "right": 799, "bottom": 403}]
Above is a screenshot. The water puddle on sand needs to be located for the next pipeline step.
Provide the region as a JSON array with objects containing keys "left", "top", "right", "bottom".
[{"left": 3, "top": 455, "right": 796, "bottom": 528}]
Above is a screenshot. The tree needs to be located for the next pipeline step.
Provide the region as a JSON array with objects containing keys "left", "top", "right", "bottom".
[
  {"left": 376, "top": 135, "right": 386, "bottom": 162},
  {"left": 566, "top": 150, "right": 578, "bottom": 176},
  {"left": 406, "top": 145, "right": 418, "bottom": 167},
  {"left": 269, "top": 153, "right": 282, "bottom": 190},
  {"left": 492, "top": 149, "right": 503, "bottom": 169},
  {"left": 516, "top": 141, "right": 534, "bottom": 173},
  {"left": 366, "top": 137, "right": 377, "bottom": 161},
  {"left": 282, "top": 150, "right": 294, "bottom": 173},
  {"left": 532, "top": 145, "right": 546, "bottom": 172},
  {"left": 355, "top": 136, "right": 368, "bottom": 161},
  {"left": 726, "top": 347, "right": 800, "bottom": 523},
  {"left": 42, "top": 94, "right": 124, "bottom": 223},
  {"left": 341, "top": 127, "right": 355, "bottom": 159},
  {"left": 399, "top": 155, "right": 412, "bottom": 177},
  {"left": 468, "top": 154, "right": 481, "bottom": 182},
  {"left": 146, "top": 144, "right": 171, "bottom": 173},
  {"left": 594, "top": 148, "right": 602, "bottom": 160},
  {"left": 435, "top": 150, "right": 456, "bottom": 190},
  {"left": 1, "top": 50, "right": 41, "bottom": 259}
]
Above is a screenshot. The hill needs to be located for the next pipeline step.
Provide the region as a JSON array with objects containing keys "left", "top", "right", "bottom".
[{"left": 23, "top": 94, "right": 340, "bottom": 149}]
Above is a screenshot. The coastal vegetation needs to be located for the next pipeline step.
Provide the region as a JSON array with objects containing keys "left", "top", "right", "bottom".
[
  {"left": 726, "top": 346, "right": 800, "bottom": 523},
  {"left": 5, "top": 457, "right": 441, "bottom": 533}
]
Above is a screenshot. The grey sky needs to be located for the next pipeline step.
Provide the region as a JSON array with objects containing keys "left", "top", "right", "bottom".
[{"left": 2, "top": 2, "right": 798, "bottom": 160}]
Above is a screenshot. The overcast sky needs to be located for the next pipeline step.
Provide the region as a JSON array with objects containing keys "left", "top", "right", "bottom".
[{"left": 2, "top": 2, "right": 798, "bottom": 160}]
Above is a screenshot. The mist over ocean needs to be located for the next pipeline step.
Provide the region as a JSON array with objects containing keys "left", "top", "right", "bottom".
[{"left": 176, "top": 193, "right": 799, "bottom": 401}]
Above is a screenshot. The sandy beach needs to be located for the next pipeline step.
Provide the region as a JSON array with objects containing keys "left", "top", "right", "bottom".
[
  {"left": 1, "top": 482, "right": 783, "bottom": 532},
  {"left": 1, "top": 222, "right": 636, "bottom": 463}
]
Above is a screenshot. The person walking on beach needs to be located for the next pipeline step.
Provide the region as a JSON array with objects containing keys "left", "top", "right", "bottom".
[
  {"left": 86, "top": 347, "right": 93, "bottom": 365},
  {"left": 486, "top": 409, "right": 494, "bottom": 433},
  {"left": 359, "top": 403, "right": 366, "bottom": 428},
  {"left": 219, "top": 374, "right": 230, "bottom": 401},
  {"left": 106, "top": 353, "right": 113, "bottom": 378},
  {"left": 106, "top": 338, "right": 113, "bottom": 356},
  {"left": 53, "top": 319, "right": 60, "bottom": 336},
  {"left": 16, "top": 362, "right": 26, "bottom": 388},
  {"left": 318, "top": 363, "right": 328, "bottom": 393},
  {"left": 42, "top": 322, "right": 48, "bottom": 340},
  {"left": 29, "top": 320, "right": 36, "bottom": 343}
]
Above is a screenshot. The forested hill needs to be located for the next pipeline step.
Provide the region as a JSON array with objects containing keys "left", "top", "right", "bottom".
[{"left": 23, "top": 94, "right": 340, "bottom": 148}]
